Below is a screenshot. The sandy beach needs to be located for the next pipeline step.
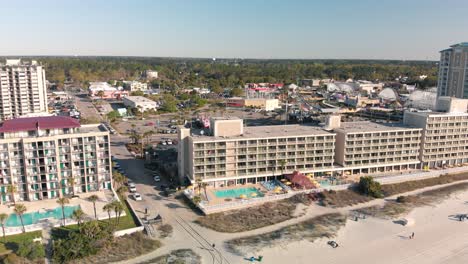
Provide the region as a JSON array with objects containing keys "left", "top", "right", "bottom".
[{"left": 254, "top": 190, "right": 468, "bottom": 264}]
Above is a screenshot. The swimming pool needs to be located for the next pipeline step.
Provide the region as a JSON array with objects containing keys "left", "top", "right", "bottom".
[
  {"left": 214, "top": 187, "right": 264, "bottom": 199},
  {"left": 6, "top": 205, "right": 80, "bottom": 227}
]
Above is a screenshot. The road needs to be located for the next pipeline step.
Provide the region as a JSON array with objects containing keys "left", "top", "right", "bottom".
[{"left": 110, "top": 134, "right": 232, "bottom": 264}]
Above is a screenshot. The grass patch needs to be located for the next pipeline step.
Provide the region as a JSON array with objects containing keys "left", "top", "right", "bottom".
[
  {"left": 196, "top": 195, "right": 310, "bottom": 233},
  {"left": 69, "top": 232, "right": 161, "bottom": 264},
  {"left": 381, "top": 172, "right": 468, "bottom": 196},
  {"left": 139, "top": 249, "right": 201, "bottom": 264},
  {"left": 0, "top": 231, "right": 42, "bottom": 255},
  {"left": 226, "top": 213, "right": 346, "bottom": 255},
  {"left": 356, "top": 182, "right": 468, "bottom": 219},
  {"left": 318, "top": 188, "right": 374, "bottom": 208}
]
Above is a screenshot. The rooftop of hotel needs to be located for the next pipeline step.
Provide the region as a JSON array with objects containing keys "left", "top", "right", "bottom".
[
  {"left": 405, "top": 111, "right": 468, "bottom": 117},
  {"left": 191, "top": 124, "right": 332, "bottom": 142},
  {"left": 335, "top": 121, "right": 420, "bottom": 133},
  {"left": 0, "top": 116, "right": 107, "bottom": 134},
  {"left": 123, "top": 96, "right": 156, "bottom": 103}
]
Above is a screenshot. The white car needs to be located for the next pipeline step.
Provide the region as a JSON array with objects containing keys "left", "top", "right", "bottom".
[
  {"left": 166, "top": 141, "right": 173, "bottom": 145},
  {"left": 132, "top": 193, "right": 142, "bottom": 201},
  {"left": 153, "top": 176, "right": 161, "bottom": 182},
  {"left": 129, "top": 186, "right": 137, "bottom": 193}
]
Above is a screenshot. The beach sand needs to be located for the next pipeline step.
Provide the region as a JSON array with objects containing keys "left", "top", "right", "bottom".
[{"left": 253, "top": 190, "right": 468, "bottom": 264}]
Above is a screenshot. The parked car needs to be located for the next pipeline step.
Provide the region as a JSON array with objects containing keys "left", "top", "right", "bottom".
[
  {"left": 129, "top": 186, "right": 137, "bottom": 193},
  {"left": 132, "top": 193, "right": 142, "bottom": 201},
  {"left": 153, "top": 176, "right": 161, "bottom": 182}
]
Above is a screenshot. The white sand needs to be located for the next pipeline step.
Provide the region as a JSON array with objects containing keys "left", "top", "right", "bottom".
[{"left": 256, "top": 191, "right": 468, "bottom": 264}]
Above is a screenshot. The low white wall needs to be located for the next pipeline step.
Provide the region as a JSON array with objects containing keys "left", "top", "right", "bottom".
[{"left": 114, "top": 226, "right": 145, "bottom": 237}]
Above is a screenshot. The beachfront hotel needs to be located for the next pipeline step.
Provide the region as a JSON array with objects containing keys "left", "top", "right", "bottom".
[
  {"left": 331, "top": 116, "right": 422, "bottom": 174},
  {"left": 404, "top": 97, "right": 468, "bottom": 168},
  {"left": 0, "top": 116, "right": 112, "bottom": 203},
  {"left": 178, "top": 117, "right": 336, "bottom": 187}
]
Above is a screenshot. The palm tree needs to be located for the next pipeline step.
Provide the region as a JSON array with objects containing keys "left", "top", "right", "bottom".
[
  {"left": 112, "top": 172, "right": 125, "bottom": 188},
  {"left": 56, "top": 197, "right": 70, "bottom": 226},
  {"left": 279, "top": 160, "right": 287, "bottom": 176},
  {"left": 195, "top": 177, "right": 203, "bottom": 195},
  {"left": 116, "top": 186, "right": 128, "bottom": 200},
  {"left": 192, "top": 196, "right": 202, "bottom": 205},
  {"left": 103, "top": 203, "right": 113, "bottom": 222},
  {"left": 67, "top": 177, "right": 76, "bottom": 197},
  {"left": 96, "top": 90, "right": 105, "bottom": 100},
  {"left": 7, "top": 184, "right": 17, "bottom": 205},
  {"left": 112, "top": 201, "right": 124, "bottom": 226},
  {"left": 13, "top": 204, "right": 27, "bottom": 233},
  {"left": 72, "top": 208, "right": 85, "bottom": 227},
  {"left": 0, "top": 213, "right": 8, "bottom": 242},
  {"left": 87, "top": 195, "right": 99, "bottom": 220},
  {"left": 201, "top": 182, "right": 209, "bottom": 200}
]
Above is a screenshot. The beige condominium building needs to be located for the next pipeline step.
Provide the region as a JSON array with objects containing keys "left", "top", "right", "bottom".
[
  {"left": 329, "top": 115, "right": 422, "bottom": 175},
  {"left": 0, "top": 59, "right": 48, "bottom": 120},
  {"left": 437, "top": 43, "right": 468, "bottom": 98},
  {"left": 0, "top": 116, "right": 112, "bottom": 203},
  {"left": 178, "top": 117, "right": 335, "bottom": 187},
  {"left": 404, "top": 97, "right": 468, "bottom": 168}
]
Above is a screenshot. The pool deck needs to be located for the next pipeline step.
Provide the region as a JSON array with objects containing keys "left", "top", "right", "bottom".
[
  {"left": 0, "top": 190, "right": 122, "bottom": 235},
  {"left": 203, "top": 184, "right": 276, "bottom": 206}
]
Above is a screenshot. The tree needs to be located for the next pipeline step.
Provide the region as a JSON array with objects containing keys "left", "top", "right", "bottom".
[
  {"left": 357, "top": 176, "right": 383, "bottom": 198},
  {"left": 56, "top": 197, "right": 70, "bottom": 226},
  {"left": 112, "top": 171, "right": 126, "bottom": 188},
  {"left": 96, "top": 90, "right": 105, "bottom": 100},
  {"left": 230, "top": 87, "right": 244, "bottom": 97},
  {"left": 7, "top": 184, "right": 17, "bottom": 205},
  {"left": 279, "top": 160, "right": 287, "bottom": 176},
  {"left": 201, "top": 182, "right": 208, "bottom": 200},
  {"left": 192, "top": 196, "right": 202, "bottom": 205},
  {"left": 72, "top": 208, "right": 86, "bottom": 227},
  {"left": 112, "top": 201, "right": 124, "bottom": 226},
  {"left": 130, "top": 90, "right": 144, "bottom": 96},
  {"left": 161, "top": 94, "right": 178, "bottom": 112},
  {"left": 103, "top": 203, "right": 113, "bottom": 221},
  {"left": 116, "top": 186, "right": 128, "bottom": 200},
  {"left": 195, "top": 177, "right": 203, "bottom": 195},
  {"left": 13, "top": 204, "right": 27, "bottom": 233},
  {"left": 0, "top": 213, "right": 8, "bottom": 242},
  {"left": 87, "top": 195, "right": 99, "bottom": 220},
  {"left": 17, "top": 240, "right": 45, "bottom": 260},
  {"left": 67, "top": 177, "right": 76, "bottom": 197},
  {"left": 106, "top": 110, "right": 120, "bottom": 122}
]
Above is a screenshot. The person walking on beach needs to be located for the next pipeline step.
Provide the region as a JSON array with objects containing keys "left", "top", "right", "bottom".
[{"left": 411, "top": 232, "right": 414, "bottom": 239}]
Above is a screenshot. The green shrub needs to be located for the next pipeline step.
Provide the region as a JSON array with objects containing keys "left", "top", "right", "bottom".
[
  {"left": 16, "top": 240, "right": 45, "bottom": 260},
  {"left": 358, "top": 176, "right": 383, "bottom": 198},
  {"left": 396, "top": 196, "right": 407, "bottom": 203}
]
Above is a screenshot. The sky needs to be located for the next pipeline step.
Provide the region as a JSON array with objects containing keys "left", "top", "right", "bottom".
[{"left": 1, "top": 0, "right": 468, "bottom": 60}]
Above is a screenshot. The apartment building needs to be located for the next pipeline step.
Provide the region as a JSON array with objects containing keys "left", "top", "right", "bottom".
[
  {"left": 0, "top": 59, "right": 48, "bottom": 120},
  {"left": 332, "top": 119, "right": 422, "bottom": 175},
  {"left": 0, "top": 116, "right": 112, "bottom": 203},
  {"left": 124, "top": 81, "right": 148, "bottom": 92},
  {"left": 178, "top": 117, "right": 335, "bottom": 186},
  {"left": 437, "top": 43, "right": 468, "bottom": 98}
]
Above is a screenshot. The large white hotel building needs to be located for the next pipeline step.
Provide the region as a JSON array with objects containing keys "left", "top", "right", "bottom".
[{"left": 178, "top": 97, "right": 468, "bottom": 187}]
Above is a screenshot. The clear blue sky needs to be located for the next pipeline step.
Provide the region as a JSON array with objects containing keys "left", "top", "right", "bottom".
[{"left": 1, "top": 0, "right": 468, "bottom": 60}]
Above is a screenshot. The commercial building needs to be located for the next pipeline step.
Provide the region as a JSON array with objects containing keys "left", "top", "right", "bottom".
[
  {"left": 88, "top": 82, "right": 129, "bottom": 99},
  {"left": 124, "top": 81, "right": 148, "bottom": 92},
  {"left": 437, "top": 43, "right": 468, "bottom": 98},
  {"left": 226, "top": 97, "right": 280, "bottom": 111},
  {"left": 404, "top": 97, "right": 468, "bottom": 168},
  {"left": 178, "top": 117, "right": 335, "bottom": 186},
  {"left": 329, "top": 115, "right": 422, "bottom": 175},
  {"left": 122, "top": 96, "right": 158, "bottom": 112},
  {"left": 0, "top": 59, "right": 48, "bottom": 120},
  {"left": 0, "top": 116, "right": 112, "bottom": 203}
]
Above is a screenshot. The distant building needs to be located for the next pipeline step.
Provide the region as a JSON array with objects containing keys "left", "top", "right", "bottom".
[
  {"left": 144, "top": 70, "right": 158, "bottom": 79},
  {"left": 0, "top": 59, "right": 48, "bottom": 120},
  {"left": 122, "top": 96, "right": 158, "bottom": 112},
  {"left": 0, "top": 116, "right": 112, "bottom": 202},
  {"left": 88, "top": 82, "right": 128, "bottom": 99},
  {"left": 124, "top": 81, "right": 148, "bottom": 92},
  {"left": 358, "top": 81, "right": 384, "bottom": 94},
  {"left": 226, "top": 98, "right": 280, "bottom": 111},
  {"left": 192, "top": 87, "right": 211, "bottom": 94},
  {"left": 437, "top": 43, "right": 468, "bottom": 98}
]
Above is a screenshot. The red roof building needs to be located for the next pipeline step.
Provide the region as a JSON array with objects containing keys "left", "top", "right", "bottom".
[{"left": 0, "top": 116, "right": 81, "bottom": 133}]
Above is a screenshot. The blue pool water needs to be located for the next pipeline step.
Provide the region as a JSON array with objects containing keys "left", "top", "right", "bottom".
[
  {"left": 6, "top": 205, "right": 80, "bottom": 227},
  {"left": 214, "top": 187, "right": 264, "bottom": 199}
]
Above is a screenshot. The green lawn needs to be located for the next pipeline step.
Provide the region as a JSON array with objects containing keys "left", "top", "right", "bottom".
[
  {"left": 53, "top": 200, "right": 139, "bottom": 236},
  {"left": 0, "top": 230, "right": 42, "bottom": 255}
]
